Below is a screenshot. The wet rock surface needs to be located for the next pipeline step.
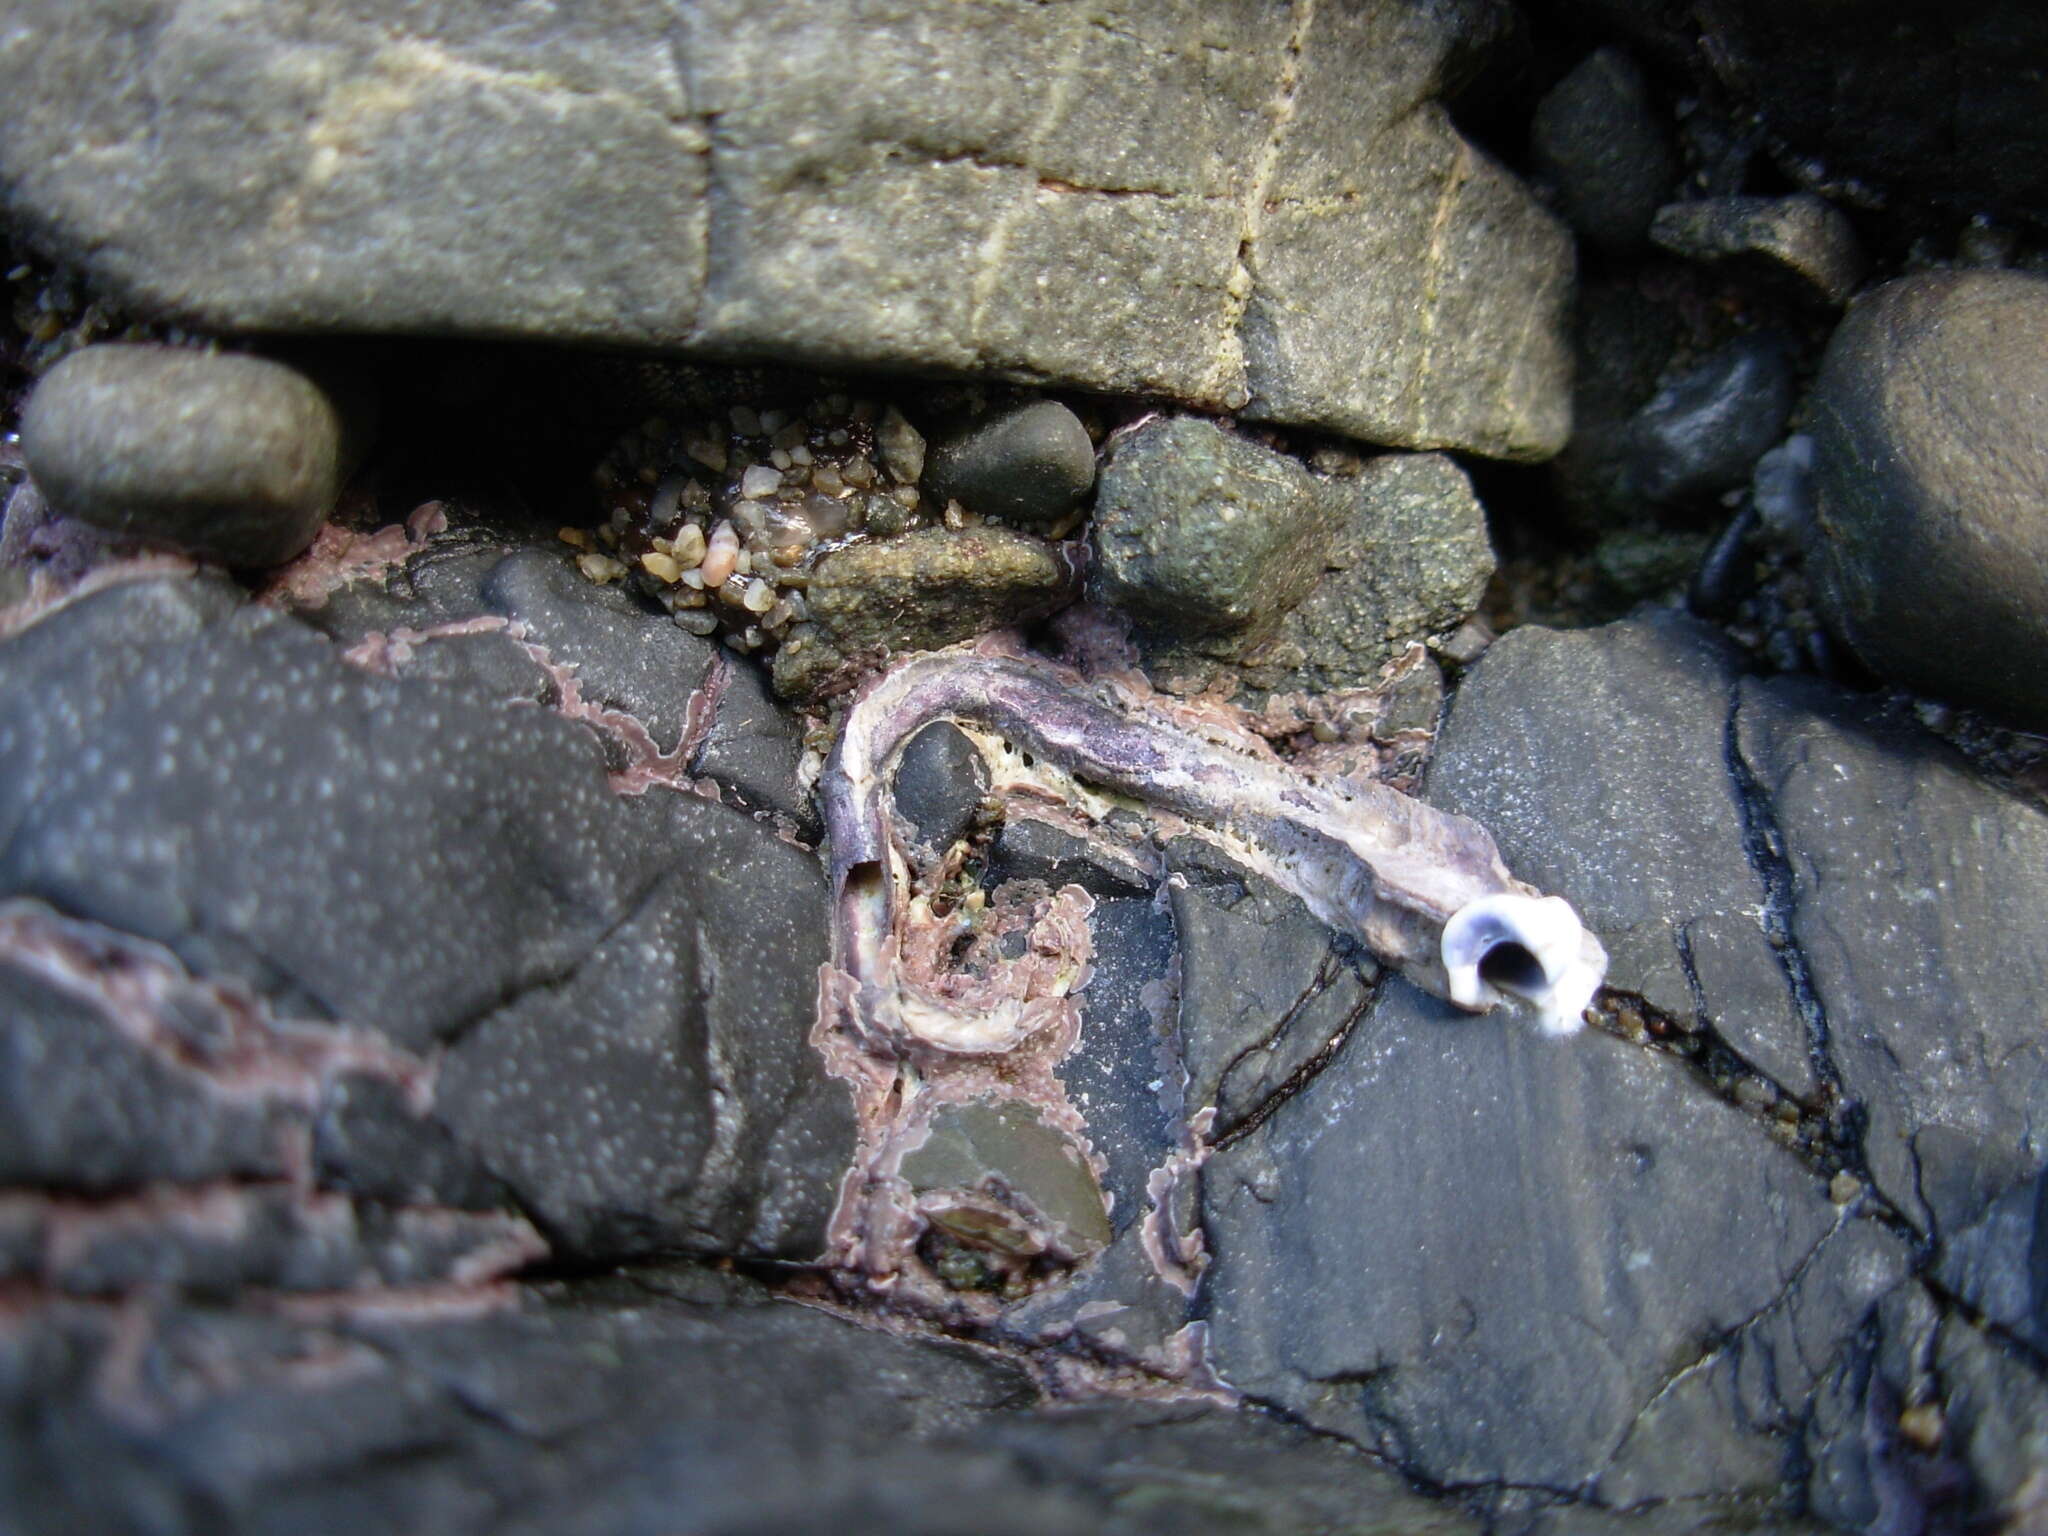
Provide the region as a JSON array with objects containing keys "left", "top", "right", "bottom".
[
  {"left": 1801, "top": 270, "right": 2048, "bottom": 729},
  {"left": 0, "top": 570, "right": 854, "bottom": 1267},
  {"left": 0, "top": 0, "right": 1570, "bottom": 458},
  {"left": 1622, "top": 333, "right": 1795, "bottom": 509},
  {"left": 5, "top": 1, "right": 2048, "bottom": 1527},
  {"left": 3, "top": 1268, "right": 1477, "bottom": 1536},
  {"left": 21, "top": 344, "right": 359, "bottom": 566}
]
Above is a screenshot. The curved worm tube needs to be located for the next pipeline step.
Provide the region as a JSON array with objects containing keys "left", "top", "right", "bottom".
[{"left": 823, "top": 648, "right": 1606, "bottom": 1046}]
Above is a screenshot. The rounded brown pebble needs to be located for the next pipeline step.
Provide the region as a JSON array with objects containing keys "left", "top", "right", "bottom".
[
  {"left": 22, "top": 343, "right": 356, "bottom": 567},
  {"left": 1803, "top": 271, "right": 2048, "bottom": 728}
]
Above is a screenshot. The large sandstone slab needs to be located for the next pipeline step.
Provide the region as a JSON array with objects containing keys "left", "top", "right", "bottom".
[{"left": 0, "top": 1, "right": 1571, "bottom": 458}]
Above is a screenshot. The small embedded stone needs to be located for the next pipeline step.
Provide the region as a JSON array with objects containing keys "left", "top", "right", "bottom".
[
  {"left": 1622, "top": 334, "right": 1795, "bottom": 507},
  {"left": 923, "top": 401, "right": 1097, "bottom": 526},
  {"left": 892, "top": 722, "right": 989, "bottom": 860},
  {"left": 21, "top": 343, "right": 362, "bottom": 567},
  {"left": 1650, "top": 194, "right": 1866, "bottom": 306}
]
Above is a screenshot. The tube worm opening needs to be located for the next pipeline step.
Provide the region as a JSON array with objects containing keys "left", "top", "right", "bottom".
[{"left": 1441, "top": 893, "right": 1604, "bottom": 1038}]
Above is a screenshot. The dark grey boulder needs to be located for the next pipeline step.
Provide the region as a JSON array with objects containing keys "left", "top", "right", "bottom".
[
  {"left": 0, "top": 1, "right": 1571, "bottom": 459},
  {"left": 1800, "top": 271, "right": 2048, "bottom": 728},
  {"left": 1622, "top": 333, "right": 1796, "bottom": 508},
  {"left": 1692, "top": 3, "right": 2048, "bottom": 239},
  {"left": 0, "top": 572, "right": 854, "bottom": 1266},
  {"left": 21, "top": 344, "right": 360, "bottom": 566},
  {"left": 1548, "top": 278, "right": 1685, "bottom": 532},
  {"left": 1650, "top": 194, "right": 1866, "bottom": 306},
  {"left": 923, "top": 401, "right": 1097, "bottom": 526},
  {"left": 1531, "top": 49, "right": 1676, "bottom": 251}
]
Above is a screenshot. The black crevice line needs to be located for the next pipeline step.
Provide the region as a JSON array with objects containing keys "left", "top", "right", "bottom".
[{"left": 1720, "top": 683, "right": 1851, "bottom": 1128}]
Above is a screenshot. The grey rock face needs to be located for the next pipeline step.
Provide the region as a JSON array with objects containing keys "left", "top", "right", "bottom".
[
  {"left": 1199, "top": 981, "right": 1858, "bottom": 1492},
  {"left": 1650, "top": 194, "right": 1866, "bottom": 306},
  {"left": 772, "top": 526, "right": 1081, "bottom": 700},
  {"left": 21, "top": 344, "right": 357, "bottom": 566},
  {"left": 923, "top": 401, "right": 1097, "bottom": 526},
  {"left": 0, "top": 1, "right": 1572, "bottom": 459},
  {"left": 0, "top": 571, "right": 854, "bottom": 1266},
  {"left": 1622, "top": 333, "right": 1796, "bottom": 507},
  {"left": 1218, "top": 610, "right": 2044, "bottom": 1509},
  {"left": 1734, "top": 674, "right": 2048, "bottom": 1240},
  {"left": 1092, "top": 417, "right": 1337, "bottom": 642},
  {"left": 1531, "top": 49, "right": 1676, "bottom": 251},
  {"left": 1, "top": 1273, "right": 1474, "bottom": 1536},
  {"left": 1802, "top": 271, "right": 2048, "bottom": 728}
]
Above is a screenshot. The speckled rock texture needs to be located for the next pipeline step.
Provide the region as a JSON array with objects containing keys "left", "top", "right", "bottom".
[
  {"left": 0, "top": 564, "right": 853, "bottom": 1268},
  {"left": 1801, "top": 270, "right": 2048, "bottom": 729},
  {"left": 0, "top": 1, "right": 1572, "bottom": 459},
  {"left": 1192, "top": 614, "right": 2048, "bottom": 1521}
]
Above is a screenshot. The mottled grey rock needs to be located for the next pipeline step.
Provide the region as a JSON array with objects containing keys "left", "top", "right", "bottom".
[
  {"left": 1199, "top": 980, "right": 1849, "bottom": 1492},
  {"left": 1531, "top": 49, "right": 1676, "bottom": 250},
  {"left": 1429, "top": 615, "right": 1814, "bottom": 1095},
  {"left": 1650, "top": 195, "right": 1866, "bottom": 306},
  {"left": 0, "top": 573, "right": 854, "bottom": 1265},
  {"left": 0, "top": 1277, "right": 1475, "bottom": 1536},
  {"left": 0, "top": 1, "right": 1571, "bottom": 459},
  {"left": 924, "top": 401, "right": 1096, "bottom": 526},
  {"left": 1801, "top": 271, "right": 2048, "bottom": 728},
  {"left": 892, "top": 722, "right": 988, "bottom": 859},
  {"left": 1092, "top": 418, "right": 1337, "bottom": 643},
  {"left": 773, "top": 526, "right": 1081, "bottom": 701},
  {"left": 1734, "top": 674, "right": 2048, "bottom": 1239},
  {"left": 1093, "top": 425, "right": 1490, "bottom": 698},
  {"left": 1230, "top": 453, "right": 1495, "bottom": 696},
  {"left": 1623, "top": 333, "right": 1796, "bottom": 507},
  {"left": 21, "top": 344, "right": 358, "bottom": 566},
  {"left": 1595, "top": 526, "right": 1712, "bottom": 603}
]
